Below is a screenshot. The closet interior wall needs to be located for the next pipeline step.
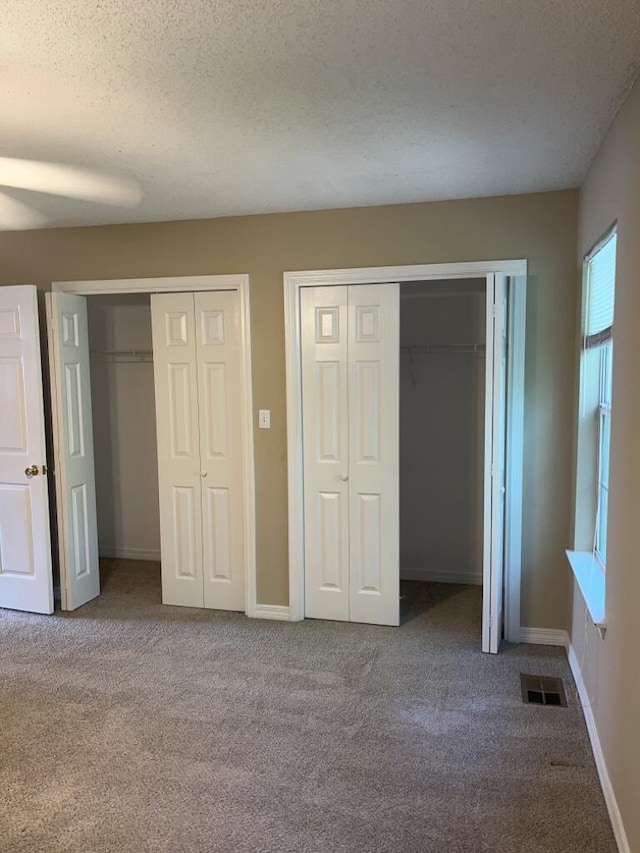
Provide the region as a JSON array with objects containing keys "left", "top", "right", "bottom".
[
  {"left": 87, "top": 294, "right": 161, "bottom": 562},
  {"left": 400, "top": 279, "right": 486, "bottom": 585}
]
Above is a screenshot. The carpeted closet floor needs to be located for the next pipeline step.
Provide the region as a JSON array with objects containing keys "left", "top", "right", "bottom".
[{"left": 1, "top": 559, "right": 616, "bottom": 852}]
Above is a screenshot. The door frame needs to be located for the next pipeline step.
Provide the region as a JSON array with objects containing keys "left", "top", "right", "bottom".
[
  {"left": 50, "top": 274, "right": 257, "bottom": 617},
  {"left": 284, "top": 261, "right": 527, "bottom": 644}
]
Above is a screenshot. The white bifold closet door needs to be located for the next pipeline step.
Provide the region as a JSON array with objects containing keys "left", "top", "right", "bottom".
[
  {"left": 47, "top": 292, "right": 100, "bottom": 611},
  {"left": 151, "top": 290, "right": 245, "bottom": 611},
  {"left": 301, "top": 284, "right": 399, "bottom": 626}
]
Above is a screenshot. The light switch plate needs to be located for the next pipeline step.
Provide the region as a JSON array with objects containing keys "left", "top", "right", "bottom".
[{"left": 258, "top": 409, "right": 271, "bottom": 429}]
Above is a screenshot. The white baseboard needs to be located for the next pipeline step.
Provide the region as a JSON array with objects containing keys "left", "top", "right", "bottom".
[
  {"left": 400, "top": 568, "right": 482, "bottom": 585},
  {"left": 99, "top": 547, "right": 161, "bottom": 561},
  {"left": 519, "top": 627, "right": 569, "bottom": 647},
  {"left": 567, "top": 645, "right": 630, "bottom": 853},
  {"left": 250, "top": 604, "right": 291, "bottom": 621}
]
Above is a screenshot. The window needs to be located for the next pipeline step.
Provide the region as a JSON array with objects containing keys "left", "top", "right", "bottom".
[
  {"left": 567, "top": 227, "right": 616, "bottom": 628},
  {"left": 585, "top": 230, "right": 616, "bottom": 568}
]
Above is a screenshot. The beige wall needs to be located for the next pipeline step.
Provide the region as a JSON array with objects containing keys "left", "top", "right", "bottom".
[
  {"left": 572, "top": 78, "right": 640, "bottom": 849},
  {"left": 0, "top": 190, "right": 578, "bottom": 625}
]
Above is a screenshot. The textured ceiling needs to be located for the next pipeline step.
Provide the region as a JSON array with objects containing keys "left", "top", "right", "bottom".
[{"left": 2, "top": 0, "right": 640, "bottom": 228}]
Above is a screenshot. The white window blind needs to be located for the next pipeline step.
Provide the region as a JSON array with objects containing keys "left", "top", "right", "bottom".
[{"left": 585, "top": 232, "right": 617, "bottom": 348}]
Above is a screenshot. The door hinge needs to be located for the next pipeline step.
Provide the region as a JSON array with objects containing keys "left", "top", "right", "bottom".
[{"left": 492, "top": 304, "right": 497, "bottom": 318}]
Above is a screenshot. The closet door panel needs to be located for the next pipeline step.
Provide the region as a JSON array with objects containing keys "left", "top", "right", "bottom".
[
  {"left": 204, "top": 486, "right": 232, "bottom": 582},
  {"left": 195, "top": 290, "right": 245, "bottom": 611},
  {"left": 48, "top": 293, "right": 100, "bottom": 610},
  {"left": 301, "top": 287, "right": 350, "bottom": 621},
  {"left": 355, "top": 493, "right": 382, "bottom": 592},
  {"left": 172, "top": 485, "right": 199, "bottom": 578},
  {"left": 348, "top": 284, "right": 399, "bottom": 626},
  {"left": 151, "top": 293, "right": 203, "bottom": 607}
]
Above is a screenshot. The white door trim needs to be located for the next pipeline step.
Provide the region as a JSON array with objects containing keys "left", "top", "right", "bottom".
[
  {"left": 51, "top": 275, "right": 257, "bottom": 618},
  {"left": 51, "top": 275, "right": 246, "bottom": 295},
  {"left": 504, "top": 273, "right": 527, "bottom": 645},
  {"left": 482, "top": 273, "right": 497, "bottom": 652},
  {"left": 284, "top": 261, "right": 527, "bottom": 644}
]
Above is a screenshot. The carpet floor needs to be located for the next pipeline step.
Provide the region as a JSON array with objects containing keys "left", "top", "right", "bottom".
[{"left": 0, "top": 559, "right": 616, "bottom": 853}]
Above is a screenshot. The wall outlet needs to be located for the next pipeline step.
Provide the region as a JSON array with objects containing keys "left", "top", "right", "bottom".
[{"left": 258, "top": 409, "right": 271, "bottom": 429}]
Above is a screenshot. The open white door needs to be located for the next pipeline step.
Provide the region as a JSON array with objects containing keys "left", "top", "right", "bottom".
[
  {"left": 47, "top": 292, "right": 100, "bottom": 610},
  {"left": 482, "top": 274, "right": 507, "bottom": 653},
  {"left": 0, "top": 286, "right": 54, "bottom": 614}
]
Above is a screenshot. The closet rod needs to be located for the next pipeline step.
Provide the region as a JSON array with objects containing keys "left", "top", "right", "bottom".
[
  {"left": 90, "top": 348, "right": 154, "bottom": 363},
  {"left": 401, "top": 343, "right": 486, "bottom": 354}
]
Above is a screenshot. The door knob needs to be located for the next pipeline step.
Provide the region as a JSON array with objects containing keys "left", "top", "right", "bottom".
[
  {"left": 339, "top": 473, "right": 349, "bottom": 482},
  {"left": 201, "top": 471, "right": 208, "bottom": 478},
  {"left": 25, "top": 464, "right": 40, "bottom": 477}
]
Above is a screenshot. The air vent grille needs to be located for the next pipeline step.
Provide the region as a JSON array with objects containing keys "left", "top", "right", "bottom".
[{"left": 520, "top": 674, "right": 567, "bottom": 707}]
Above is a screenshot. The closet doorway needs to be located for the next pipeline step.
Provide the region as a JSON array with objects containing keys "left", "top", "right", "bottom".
[
  {"left": 46, "top": 275, "right": 256, "bottom": 617},
  {"left": 400, "top": 278, "right": 486, "bottom": 629},
  {"left": 88, "top": 293, "right": 161, "bottom": 597},
  {"left": 284, "top": 261, "right": 526, "bottom": 653}
]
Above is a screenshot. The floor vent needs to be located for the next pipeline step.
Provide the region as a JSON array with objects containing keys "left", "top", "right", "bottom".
[{"left": 520, "top": 674, "right": 567, "bottom": 707}]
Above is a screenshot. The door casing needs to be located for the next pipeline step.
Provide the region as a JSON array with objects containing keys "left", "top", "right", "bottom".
[
  {"left": 284, "top": 261, "right": 527, "bottom": 647},
  {"left": 49, "top": 275, "right": 257, "bottom": 617}
]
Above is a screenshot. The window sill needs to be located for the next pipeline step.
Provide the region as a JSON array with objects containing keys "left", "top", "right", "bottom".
[{"left": 566, "top": 550, "right": 607, "bottom": 632}]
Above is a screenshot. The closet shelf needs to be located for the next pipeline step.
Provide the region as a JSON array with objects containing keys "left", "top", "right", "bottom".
[
  {"left": 401, "top": 343, "right": 485, "bottom": 388},
  {"left": 401, "top": 343, "right": 486, "bottom": 355},
  {"left": 90, "top": 349, "right": 154, "bottom": 364}
]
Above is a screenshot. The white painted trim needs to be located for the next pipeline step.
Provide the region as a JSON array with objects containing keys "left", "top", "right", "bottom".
[
  {"left": 238, "top": 279, "right": 258, "bottom": 621},
  {"left": 566, "top": 549, "right": 606, "bottom": 628},
  {"left": 49, "top": 274, "right": 257, "bottom": 619},
  {"left": 51, "top": 275, "right": 246, "bottom": 294},
  {"left": 284, "top": 272, "right": 305, "bottom": 622},
  {"left": 519, "top": 627, "right": 569, "bottom": 647},
  {"left": 284, "top": 261, "right": 527, "bottom": 640},
  {"left": 252, "top": 604, "right": 291, "bottom": 621},
  {"left": 99, "top": 548, "right": 161, "bottom": 561},
  {"left": 504, "top": 274, "right": 526, "bottom": 643},
  {"left": 482, "top": 273, "right": 496, "bottom": 653},
  {"left": 285, "top": 260, "right": 527, "bottom": 287},
  {"left": 568, "top": 644, "right": 631, "bottom": 853},
  {"left": 400, "top": 568, "right": 482, "bottom": 585}
]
